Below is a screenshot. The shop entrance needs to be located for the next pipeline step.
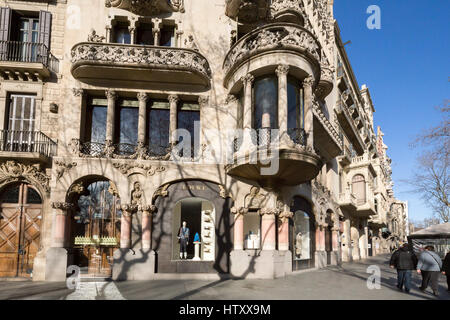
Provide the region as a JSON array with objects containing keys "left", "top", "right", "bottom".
[
  {"left": 172, "top": 197, "right": 215, "bottom": 261},
  {"left": 70, "top": 180, "right": 120, "bottom": 278},
  {"left": 0, "top": 183, "right": 41, "bottom": 278}
]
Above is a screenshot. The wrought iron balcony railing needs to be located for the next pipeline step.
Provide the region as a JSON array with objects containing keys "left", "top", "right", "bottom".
[
  {"left": 287, "top": 128, "right": 307, "bottom": 146},
  {"left": 0, "top": 41, "right": 59, "bottom": 73},
  {"left": 0, "top": 130, "right": 57, "bottom": 158}
]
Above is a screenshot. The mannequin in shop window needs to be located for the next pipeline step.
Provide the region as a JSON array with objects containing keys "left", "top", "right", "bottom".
[{"left": 178, "top": 221, "right": 190, "bottom": 259}]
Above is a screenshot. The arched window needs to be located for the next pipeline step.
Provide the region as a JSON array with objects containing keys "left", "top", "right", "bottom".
[
  {"left": 290, "top": 196, "right": 315, "bottom": 270},
  {"left": 352, "top": 174, "right": 366, "bottom": 205}
]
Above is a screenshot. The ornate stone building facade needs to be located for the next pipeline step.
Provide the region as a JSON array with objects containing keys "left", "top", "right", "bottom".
[{"left": 0, "top": 0, "right": 407, "bottom": 281}]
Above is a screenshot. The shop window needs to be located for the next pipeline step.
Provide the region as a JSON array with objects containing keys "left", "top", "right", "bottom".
[
  {"left": 177, "top": 102, "right": 200, "bottom": 158},
  {"left": 292, "top": 210, "right": 311, "bottom": 260},
  {"left": 115, "top": 99, "right": 139, "bottom": 156},
  {"left": 243, "top": 210, "right": 261, "bottom": 249},
  {"left": 136, "top": 22, "right": 154, "bottom": 45},
  {"left": 147, "top": 100, "right": 170, "bottom": 156},
  {"left": 172, "top": 197, "right": 215, "bottom": 261}
]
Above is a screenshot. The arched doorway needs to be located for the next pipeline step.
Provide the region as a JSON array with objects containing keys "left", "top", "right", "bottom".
[
  {"left": 0, "top": 183, "right": 42, "bottom": 277},
  {"left": 172, "top": 197, "right": 215, "bottom": 261},
  {"left": 290, "top": 196, "right": 315, "bottom": 270},
  {"left": 67, "top": 179, "right": 120, "bottom": 278}
]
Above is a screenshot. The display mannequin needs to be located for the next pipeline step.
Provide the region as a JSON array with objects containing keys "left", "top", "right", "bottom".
[
  {"left": 178, "top": 221, "right": 190, "bottom": 259},
  {"left": 295, "top": 232, "right": 303, "bottom": 258}
]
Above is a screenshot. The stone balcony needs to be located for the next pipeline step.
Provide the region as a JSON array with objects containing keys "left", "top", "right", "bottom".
[
  {"left": 0, "top": 41, "right": 59, "bottom": 81},
  {"left": 338, "top": 191, "right": 357, "bottom": 211},
  {"left": 223, "top": 23, "right": 322, "bottom": 91},
  {"left": 226, "top": 128, "right": 322, "bottom": 186},
  {"left": 355, "top": 198, "right": 377, "bottom": 217},
  {"left": 335, "top": 97, "right": 365, "bottom": 155},
  {"left": 71, "top": 42, "right": 211, "bottom": 91}
]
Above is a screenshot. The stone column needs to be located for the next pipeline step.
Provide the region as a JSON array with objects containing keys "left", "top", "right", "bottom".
[
  {"left": 152, "top": 19, "right": 162, "bottom": 46},
  {"left": 231, "top": 207, "right": 247, "bottom": 250},
  {"left": 105, "top": 90, "right": 118, "bottom": 143},
  {"left": 240, "top": 73, "right": 254, "bottom": 150},
  {"left": 276, "top": 65, "right": 289, "bottom": 141},
  {"left": 303, "top": 75, "right": 314, "bottom": 149},
  {"left": 51, "top": 202, "right": 74, "bottom": 248},
  {"left": 120, "top": 204, "right": 135, "bottom": 249},
  {"left": 260, "top": 208, "right": 278, "bottom": 251},
  {"left": 129, "top": 27, "right": 136, "bottom": 44},
  {"left": 176, "top": 30, "right": 184, "bottom": 47},
  {"left": 140, "top": 205, "right": 156, "bottom": 249},
  {"left": 105, "top": 25, "right": 112, "bottom": 43},
  {"left": 168, "top": 94, "right": 179, "bottom": 145},
  {"left": 137, "top": 92, "right": 149, "bottom": 143},
  {"left": 278, "top": 211, "right": 293, "bottom": 251}
]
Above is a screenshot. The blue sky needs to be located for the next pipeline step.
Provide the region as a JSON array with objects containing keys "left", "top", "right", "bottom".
[{"left": 333, "top": 0, "right": 449, "bottom": 222}]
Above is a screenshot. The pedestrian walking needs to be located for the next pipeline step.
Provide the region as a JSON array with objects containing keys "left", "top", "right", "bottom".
[
  {"left": 417, "top": 245, "right": 443, "bottom": 296},
  {"left": 442, "top": 251, "right": 450, "bottom": 292},
  {"left": 389, "top": 243, "right": 418, "bottom": 293}
]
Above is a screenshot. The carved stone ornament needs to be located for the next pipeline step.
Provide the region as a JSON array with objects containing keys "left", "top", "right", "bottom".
[
  {"left": 278, "top": 211, "right": 293, "bottom": 223},
  {"left": 218, "top": 184, "right": 231, "bottom": 199},
  {"left": 152, "top": 183, "right": 169, "bottom": 202},
  {"left": 269, "top": 0, "right": 306, "bottom": 21},
  {"left": 139, "top": 204, "right": 157, "bottom": 216},
  {"left": 224, "top": 24, "right": 321, "bottom": 74},
  {"left": 71, "top": 42, "right": 211, "bottom": 80},
  {"left": 244, "top": 186, "right": 266, "bottom": 209},
  {"left": 55, "top": 161, "right": 77, "bottom": 182},
  {"left": 51, "top": 202, "right": 75, "bottom": 215},
  {"left": 0, "top": 161, "right": 50, "bottom": 194},
  {"left": 131, "top": 181, "right": 143, "bottom": 206},
  {"left": 67, "top": 182, "right": 85, "bottom": 197},
  {"left": 312, "top": 99, "right": 343, "bottom": 148},
  {"left": 184, "top": 35, "right": 199, "bottom": 52},
  {"left": 119, "top": 203, "right": 138, "bottom": 217},
  {"left": 259, "top": 207, "right": 281, "bottom": 216},
  {"left": 230, "top": 206, "right": 249, "bottom": 217},
  {"left": 105, "top": 0, "right": 185, "bottom": 15},
  {"left": 87, "top": 29, "right": 106, "bottom": 43},
  {"left": 112, "top": 162, "right": 165, "bottom": 177}
]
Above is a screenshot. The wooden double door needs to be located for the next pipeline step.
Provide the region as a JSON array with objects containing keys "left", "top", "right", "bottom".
[{"left": 0, "top": 183, "right": 41, "bottom": 277}]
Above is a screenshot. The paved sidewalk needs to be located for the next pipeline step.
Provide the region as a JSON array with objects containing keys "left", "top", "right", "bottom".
[{"left": 0, "top": 254, "right": 448, "bottom": 300}]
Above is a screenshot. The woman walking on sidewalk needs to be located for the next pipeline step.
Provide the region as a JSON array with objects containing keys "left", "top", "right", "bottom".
[
  {"left": 442, "top": 251, "right": 450, "bottom": 292},
  {"left": 417, "top": 245, "right": 443, "bottom": 296}
]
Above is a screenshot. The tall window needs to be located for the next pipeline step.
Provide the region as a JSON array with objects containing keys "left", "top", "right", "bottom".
[
  {"left": 352, "top": 174, "right": 366, "bottom": 205},
  {"left": 287, "top": 78, "right": 304, "bottom": 130},
  {"left": 85, "top": 98, "right": 107, "bottom": 144},
  {"left": 115, "top": 99, "right": 138, "bottom": 155},
  {"left": 253, "top": 76, "right": 278, "bottom": 130},
  {"left": 177, "top": 102, "right": 200, "bottom": 157},
  {"left": 113, "top": 23, "right": 131, "bottom": 44},
  {"left": 147, "top": 100, "right": 170, "bottom": 156},
  {"left": 4, "top": 94, "right": 36, "bottom": 151},
  {"left": 160, "top": 25, "right": 174, "bottom": 47},
  {"left": 136, "top": 23, "right": 154, "bottom": 45}
]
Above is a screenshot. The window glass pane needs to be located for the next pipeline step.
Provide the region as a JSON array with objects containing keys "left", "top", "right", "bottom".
[
  {"left": 293, "top": 211, "right": 311, "bottom": 260},
  {"left": 0, "top": 185, "right": 20, "bottom": 203},
  {"left": 119, "top": 107, "right": 138, "bottom": 145},
  {"left": 90, "top": 106, "right": 107, "bottom": 143},
  {"left": 177, "top": 104, "right": 200, "bottom": 156},
  {"left": 148, "top": 107, "right": 170, "bottom": 156},
  {"left": 114, "top": 27, "right": 131, "bottom": 44},
  {"left": 287, "top": 80, "right": 302, "bottom": 129},
  {"left": 243, "top": 211, "right": 261, "bottom": 249},
  {"left": 137, "top": 24, "right": 154, "bottom": 45},
  {"left": 160, "top": 26, "right": 174, "bottom": 47},
  {"left": 254, "top": 76, "right": 278, "bottom": 129},
  {"left": 26, "top": 187, "right": 42, "bottom": 204}
]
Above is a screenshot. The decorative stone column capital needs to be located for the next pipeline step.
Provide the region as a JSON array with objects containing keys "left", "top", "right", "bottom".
[
  {"left": 259, "top": 208, "right": 281, "bottom": 216},
  {"left": 198, "top": 95, "right": 209, "bottom": 107},
  {"left": 231, "top": 206, "right": 248, "bottom": 217},
  {"left": 275, "top": 64, "right": 289, "bottom": 77},
  {"left": 72, "top": 88, "right": 85, "bottom": 97},
  {"left": 168, "top": 94, "right": 179, "bottom": 104},
  {"left": 303, "top": 75, "right": 314, "bottom": 87},
  {"left": 277, "top": 211, "right": 293, "bottom": 223},
  {"left": 119, "top": 203, "right": 137, "bottom": 217},
  {"left": 137, "top": 92, "right": 149, "bottom": 102},
  {"left": 51, "top": 202, "right": 74, "bottom": 215},
  {"left": 106, "top": 90, "right": 118, "bottom": 100},
  {"left": 241, "top": 73, "right": 254, "bottom": 85},
  {"left": 225, "top": 94, "right": 238, "bottom": 105},
  {"left": 139, "top": 204, "right": 157, "bottom": 216}
]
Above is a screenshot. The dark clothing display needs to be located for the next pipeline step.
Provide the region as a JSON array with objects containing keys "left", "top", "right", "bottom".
[
  {"left": 443, "top": 252, "right": 450, "bottom": 291},
  {"left": 420, "top": 270, "right": 440, "bottom": 293},
  {"left": 390, "top": 247, "right": 418, "bottom": 270},
  {"left": 397, "top": 270, "right": 412, "bottom": 292},
  {"left": 178, "top": 227, "right": 190, "bottom": 253}
]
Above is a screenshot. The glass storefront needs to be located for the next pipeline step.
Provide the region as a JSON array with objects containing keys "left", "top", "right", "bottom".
[{"left": 292, "top": 211, "right": 311, "bottom": 261}]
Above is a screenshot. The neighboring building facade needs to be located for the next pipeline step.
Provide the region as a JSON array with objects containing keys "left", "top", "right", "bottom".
[{"left": 0, "top": 0, "right": 407, "bottom": 281}]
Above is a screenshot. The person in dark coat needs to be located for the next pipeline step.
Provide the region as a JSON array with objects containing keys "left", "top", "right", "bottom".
[
  {"left": 417, "top": 245, "right": 443, "bottom": 296},
  {"left": 390, "top": 243, "right": 418, "bottom": 293},
  {"left": 442, "top": 251, "right": 450, "bottom": 292}
]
